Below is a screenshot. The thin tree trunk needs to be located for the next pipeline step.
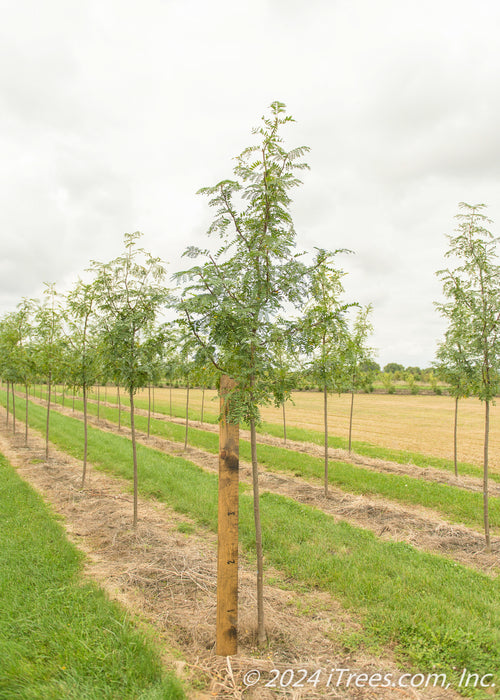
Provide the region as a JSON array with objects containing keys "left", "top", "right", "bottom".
[
  {"left": 324, "top": 383, "right": 329, "bottom": 497},
  {"left": 250, "top": 418, "right": 266, "bottom": 645},
  {"left": 184, "top": 382, "right": 190, "bottom": 450},
  {"left": 11, "top": 382, "right": 16, "bottom": 434},
  {"left": 5, "top": 381, "right": 9, "bottom": 427},
  {"left": 454, "top": 396, "right": 459, "bottom": 477},
  {"left": 72, "top": 386, "right": 75, "bottom": 412},
  {"left": 117, "top": 384, "right": 121, "bottom": 430},
  {"left": 216, "top": 375, "right": 239, "bottom": 655},
  {"left": 97, "top": 384, "right": 100, "bottom": 421},
  {"left": 45, "top": 372, "right": 52, "bottom": 459},
  {"left": 348, "top": 389, "right": 355, "bottom": 453},
  {"left": 25, "top": 383, "right": 29, "bottom": 446},
  {"left": 282, "top": 401, "right": 287, "bottom": 445},
  {"left": 170, "top": 384, "right": 172, "bottom": 417},
  {"left": 130, "top": 389, "right": 138, "bottom": 528},
  {"left": 483, "top": 400, "right": 491, "bottom": 552},
  {"left": 201, "top": 387, "right": 205, "bottom": 425},
  {"left": 81, "top": 384, "right": 88, "bottom": 489},
  {"left": 147, "top": 384, "right": 151, "bottom": 438}
]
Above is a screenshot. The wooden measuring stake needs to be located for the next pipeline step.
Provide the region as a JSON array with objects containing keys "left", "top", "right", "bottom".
[{"left": 216, "top": 375, "right": 239, "bottom": 655}]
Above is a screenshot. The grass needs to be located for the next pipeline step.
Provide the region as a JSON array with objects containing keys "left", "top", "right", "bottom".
[
  {"left": 36, "top": 391, "right": 500, "bottom": 533},
  {"left": 80, "top": 386, "right": 500, "bottom": 484},
  {"left": 0, "top": 451, "right": 185, "bottom": 700},
  {"left": 3, "top": 393, "right": 500, "bottom": 695}
]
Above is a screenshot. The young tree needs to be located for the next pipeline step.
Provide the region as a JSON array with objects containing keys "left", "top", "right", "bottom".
[
  {"left": 65, "top": 278, "right": 100, "bottom": 488},
  {"left": 33, "top": 285, "right": 65, "bottom": 459},
  {"left": 271, "top": 325, "right": 297, "bottom": 445},
  {"left": 344, "top": 305, "right": 374, "bottom": 453},
  {"left": 0, "top": 313, "right": 22, "bottom": 432},
  {"left": 91, "top": 232, "right": 170, "bottom": 527},
  {"left": 434, "top": 325, "right": 476, "bottom": 477},
  {"left": 175, "top": 334, "right": 198, "bottom": 451},
  {"left": 12, "top": 301, "right": 36, "bottom": 445},
  {"left": 300, "top": 249, "right": 352, "bottom": 496},
  {"left": 176, "top": 101, "right": 311, "bottom": 645},
  {"left": 436, "top": 202, "right": 500, "bottom": 551}
]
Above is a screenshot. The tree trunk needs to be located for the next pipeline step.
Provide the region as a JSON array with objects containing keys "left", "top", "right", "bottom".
[
  {"left": 483, "top": 400, "right": 491, "bottom": 552},
  {"left": 324, "top": 383, "right": 329, "bottom": 497},
  {"left": 282, "top": 401, "right": 287, "bottom": 445},
  {"left": 184, "top": 382, "right": 190, "bottom": 450},
  {"left": 81, "top": 384, "right": 88, "bottom": 489},
  {"left": 45, "top": 372, "right": 52, "bottom": 459},
  {"left": 25, "top": 383, "right": 29, "bottom": 446},
  {"left": 454, "top": 395, "right": 459, "bottom": 477},
  {"left": 216, "top": 375, "right": 239, "bottom": 655},
  {"left": 147, "top": 384, "right": 151, "bottom": 437},
  {"left": 201, "top": 387, "right": 205, "bottom": 425},
  {"left": 130, "top": 389, "right": 138, "bottom": 528},
  {"left": 5, "top": 381, "right": 9, "bottom": 427},
  {"left": 170, "top": 384, "right": 172, "bottom": 417},
  {"left": 250, "top": 418, "right": 266, "bottom": 645},
  {"left": 117, "top": 384, "right": 121, "bottom": 430},
  {"left": 97, "top": 384, "right": 100, "bottom": 421},
  {"left": 12, "top": 382, "right": 16, "bottom": 434},
  {"left": 72, "top": 387, "right": 75, "bottom": 412},
  {"left": 348, "top": 389, "right": 355, "bottom": 453}
]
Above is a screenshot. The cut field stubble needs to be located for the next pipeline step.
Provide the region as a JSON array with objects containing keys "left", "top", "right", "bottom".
[{"left": 125, "top": 387, "right": 500, "bottom": 474}]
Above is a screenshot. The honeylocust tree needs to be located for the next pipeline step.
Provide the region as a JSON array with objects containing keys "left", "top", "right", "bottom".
[
  {"left": 272, "top": 326, "right": 297, "bottom": 445},
  {"left": 33, "top": 285, "right": 66, "bottom": 459},
  {"left": 300, "top": 248, "right": 352, "bottom": 496},
  {"left": 344, "top": 305, "right": 374, "bottom": 453},
  {"left": 0, "top": 311, "right": 25, "bottom": 432},
  {"left": 142, "top": 322, "right": 169, "bottom": 438},
  {"left": 192, "top": 344, "right": 219, "bottom": 425},
  {"left": 434, "top": 323, "right": 476, "bottom": 477},
  {"left": 176, "top": 101, "right": 310, "bottom": 645},
  {"left": 436, "top": 202, "right": 500, "bottom": 550},
  {"left": 91, "top": 232, "right": 170, "bottom": 527},
  {"left": 12, "top": 300, "right": 36, "bottom": 444},
  {"left": 64, "top": 278, "right": 101, "bottom": 488}
]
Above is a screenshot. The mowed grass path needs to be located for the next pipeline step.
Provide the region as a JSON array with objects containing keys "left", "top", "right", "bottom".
[
  {"left": 0, "top": 451, "right": 184, "bottom": 700},
  {"left": 38, "top": 390, "right": 500, "bottom": 534},
  {"left": 88, "top": 386, "right": 500, "bottom": 482},
  {"left": 4, "top": 393, "right": 500, "bottom": 695},
  {"left": 110, "top": 387, "right": 500, "bottom": 474}
]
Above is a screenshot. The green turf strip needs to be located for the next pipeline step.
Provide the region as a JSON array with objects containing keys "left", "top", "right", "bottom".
[
  {"left": 3, "top": 393, "right": 500, "bottom": 694},
  {"left": 81, "top": 387, "right": 498, "bottom": 484},
  {"left": 34, "top": 391, "right": 500, "bottom": 533},
  {"left": 0, "top": 451, "right": 184, "bottom": 700}
]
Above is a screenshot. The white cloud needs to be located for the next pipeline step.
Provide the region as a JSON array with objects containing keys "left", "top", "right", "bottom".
[{"left": 2, "top": 0, "right": 500, "bottom": 367}]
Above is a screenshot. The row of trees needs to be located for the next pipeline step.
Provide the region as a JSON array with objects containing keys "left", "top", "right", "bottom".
[
  {"left": 434, "top": 203, "right": 500, "bottom": 552},
  {"left": 0, "top": 103, "right": 375, "bottom": 645},
  {"left": 3, "top": 102, "right": 497, "bottom": 640}
]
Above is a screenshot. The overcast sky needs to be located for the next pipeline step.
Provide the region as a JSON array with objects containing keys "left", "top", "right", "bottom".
[{"left": 2, "top": 0, "right": 500, "bottom": 368}]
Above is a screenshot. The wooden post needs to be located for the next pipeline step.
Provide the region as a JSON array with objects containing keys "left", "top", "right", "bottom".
[{"left": 216, "top": 375, "right": 239, "bottom": 656}]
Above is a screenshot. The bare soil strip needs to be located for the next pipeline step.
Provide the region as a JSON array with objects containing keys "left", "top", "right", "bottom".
[
  {"left": 0, "top": 412, "right": 460, "bottom": 700},
  {"left": 38, "top": 397, "right": 500, "bottom": 575}
]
